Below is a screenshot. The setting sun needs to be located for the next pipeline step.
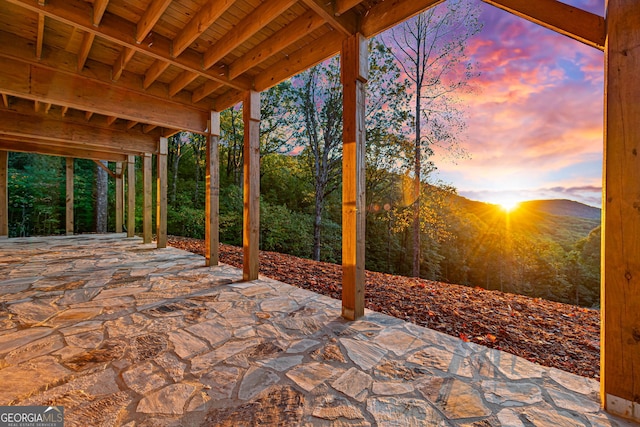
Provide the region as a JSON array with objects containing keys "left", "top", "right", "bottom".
[{"left": 497, "top": 199, "right": 521, "bottom": 212}]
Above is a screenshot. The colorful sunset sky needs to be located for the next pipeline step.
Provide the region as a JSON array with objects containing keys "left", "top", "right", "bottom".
[{"left": 430, "top": 0, "right": 605, "bottom": 208}]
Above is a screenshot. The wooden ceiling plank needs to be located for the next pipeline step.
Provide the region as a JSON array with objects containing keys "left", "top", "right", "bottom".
[
  {"left": 481, "top": 0, "right": 605, "bottom": 50},
  {"left": 93, "top": 0, "right": 109, "bottom": 26},
  {"left": 106, "top": 115, "right": 117, "bottom": 125},
  {"left": 0, "top": 42, "right": 209, "bottom": 132},
  {"left": 169, "top": 70, "right": 199, "bottom": 97},
  {"left": 143, "top": 59, "right": 170, "bottom": 89},
  {"left": 36, "top": 13, "right": 45, "bottom": 59},
  {"left": 77, "top": 31, "right": 95, "bottom": 70},
  {"left": 136, "top": 0, "right": 173, "bottom": 43},
  {"left": 172, "top": 0, "right": 236, "bottom": 58},
  {"left": 0, "top": 139, "right": 128, "bottom": 162},
  {"left": 300, "top": 0, "right": 356, "bottom": 36},
  {"left": 254, "top": 30, "right": 344, "bottom": 92},
  {"left": 228, "top": 9, "right": 325, "bottom": 79},
  {"left": 361, "top": 0, "right": 444, "bottom": 37},
  {"left": 192, "top": 80, "right": 223, "bottom": 103},
  {"left": 5, "top": 0, "right": 251, "bottom": 91},
  {"left": 0, "top": 109, "right": 158, "bottom": 153},
  {"left": 335, "top": 0, "right": 363, "bottom": 16},
  {"left": 112, "top": 46, "right": 135, "bottom": 81},
  {"left": 203, "top": 0, "right": 298, "bottom": 69},
  {"left": 1, "top": 94, "right": 8, "bottom": 108}
]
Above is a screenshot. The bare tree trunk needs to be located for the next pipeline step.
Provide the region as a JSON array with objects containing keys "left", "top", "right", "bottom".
[
  {"left": 96, "top": 160, "right": 108, "bottom": 233},
  {"left": 313, "top": 191, "right": 323, "bottom": 261},
  {"left": 412, "top": 86, "right": 422, "bottom": 277}
]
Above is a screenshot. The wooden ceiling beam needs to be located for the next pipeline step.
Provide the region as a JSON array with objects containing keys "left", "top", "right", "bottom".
[
  {"left": 361, "top": 0, "right": 444, "bottom": 37},
  {"left": 143, "top": 59, "right": 170, "bottom": 89},
  {"left": 172, "top": 0, "right": 236, "bottom": 58},
  {"left": 135, "top": 0, "right": 173, "bottom": 43},
  {"left": 169, "top": 70, "right": 198, "bottom": 97},
  {"left": 61, "top": 105, "right": 68, "bottom": 116},
  {"left": 106, "top": 115, "right": 117, "bottom": 125},
  {"left": 85, "top": 111, "right": 94, "bottom": 120},
  {"left": 213, "top": 88, "right": 244, "bottom": 112},
  {"left": 253, "top": 30, "right": 344, "bottom": 92},
  {"left": 481, "top": 0, "right": 605, "bottom": 51},
  {"left": 0, "top": 138, "right": 128, "bottom": 162},
  {"left": 0, "top": 108, "right": 158, "bottom": 154},
  {"left": 34, "top": 100, "right": 41, "bottom": 112},
  {"left": 36, "top": 13, "right": 45, "bottom": 59},
  {"left": 112, "top": 46, "right": 135, "bottom": 81},
  {"left": 192, "top": 80, "right": 223, "bottom": 103},
  {"left": 1, "top": 94, "right": 8, "bottom": 108},
  {"left": 300, "top": 0, "right": 356, "bottom": 36},
  {"left": 228, "top": 9, "right": 325, "bottom": 79},
  {"left": 77, "top": 31, "right": 95, "bottom": 70},
  {"left": 44, "top": 102, "right": 52, "bottom": 114},
  {"left": 4, "top": 0, "right": 251, "bottom": 91},
  {"left": 126, "top": 120, "right": 138, "bottom": 129},
  {"left": 143, "top": 124, "right": 157, "bottom": 133},
  {"left": 335, "top": 0, "right": 363, "bottom": 16},
  {"left": 202, "top": 0, "right": 297, "bottom": 69},
  {"left": 92, "top": 0, "right": 109, "bottom": 26}
]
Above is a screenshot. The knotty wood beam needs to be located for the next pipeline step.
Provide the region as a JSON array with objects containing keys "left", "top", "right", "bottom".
[
  {"left": 143, "top": 59, "right": 170, "bottom": 89},
  {"left": 205, "top": 111, "right": 220, "bottom": 266},
  {"left": 361, "top": 0, "right": 444, "bottom": 37},
  {"left": 254, "top": 31, "right": 344, "bottom": 92},
  {"left": 135, "top": 0, "right": 172, "bottom": 43},
  {"left": 65, "top": 157, "right": 74, "bottom": 235},
  {"left": 156, "top": 137, "right": 167, "bottom": 248},
  {"left": 0, "top": 151, "right": 7, "bottom": 237},
  {"left": 192, "top": 80, "right": 224, "bottom": 103},
  {"left": 172, "top": 0, "right": 235, "bottom": 58},
  {"left": 228, "top": 9, "right": 325, "bottom": 79},
  {"left": 335, "top": 0, "right": 363, "bottom": 16},
  {"left": 300, "top": 0, "right": 356, "bottom": 36},
  {"left": 0, "top": 52, "right": 209, "bottom": 133},
  {"left": 36, "top": 13, "right": 45, "bottom": 59},
  {"left": 0, "top": 138, "right": 127, "bottom": 162},
  {"left": 5, "top": 0, "right": 251, "bottom": 91},
  {"left": 482, "top": 0, "right": 605, "bottom": 51},
  {"left": 203, "top": 0, "right": 297, "bottom": 69},
  {"left": 92, "top": 0, "right": 109, "bottom": 26},
  {"left": 126, "top": 155, "right": 135, "bottom": 237},
  {"left": 77, "top": 31, "right": 95, "bottom": 70},
  {"left": 115, "top": 161, "right": 123, "bottom": 233},
  {"left": 341, "top": 33, "right": 367, "bottom": 321},
  {"left": 112, "top": 47, "right": 135, "bottom": 81},
  {"left": 242, "top": 91, "right": 260, "bottom": 281},
  {"left": 169, "top": 70, "right": 198, "bottom": 97},
  {"left": 143, "top": 152, "right": 152, "bottom": 244},
  {"left": 602, "top": 0, "right": 640, "bottom": 421}
]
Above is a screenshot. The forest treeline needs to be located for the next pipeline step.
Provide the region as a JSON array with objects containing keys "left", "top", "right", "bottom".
[{"left": 3, "top": 4, "right": 601, "bottom": 308}]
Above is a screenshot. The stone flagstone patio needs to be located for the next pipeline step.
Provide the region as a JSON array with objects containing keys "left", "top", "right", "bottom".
[{"left": 0, "top": 234, "right": 636, "bottom": 426}]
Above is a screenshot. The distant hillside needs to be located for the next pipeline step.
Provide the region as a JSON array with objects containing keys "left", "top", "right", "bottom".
[{"left": 520, "top": 199, "right": 601, "bottom": 220}]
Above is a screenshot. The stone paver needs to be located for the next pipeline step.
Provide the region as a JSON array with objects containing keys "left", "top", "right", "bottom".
[{"left": 0, "top": 234, "right": 637, "bottom": 426}]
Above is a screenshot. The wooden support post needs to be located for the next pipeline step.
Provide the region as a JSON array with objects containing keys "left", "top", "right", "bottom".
[
  {"left": 65, "top": 157, "right": 74, "bottom": 235},
  {"left": 143, "top": 152, "right": 152, "bottom": 244},
  {"left": 127, "top": 155, "right": 136, "bottom": 237},
  {"left": 602, "top": 1, "right": 640, "bottom": 421},
  {"left": 341, "top": 33, "right": 367, "bottom": 321},
  {"left": 206, "top": 111, "right": 221, "bottom": 266},
  {"left": 0, "top": 151, "right": 7, "bottom": 238},
  {"left": 243, "top": 91, "right": 260, "bottom": 281},
  {"left": 115, "top": 162, "right": 123, "bottom": 233},
  {"left": 156, "top": 138, "right": 168, "bottom": 248}
]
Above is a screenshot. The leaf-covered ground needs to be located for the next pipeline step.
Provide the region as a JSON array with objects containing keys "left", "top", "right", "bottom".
[{"left": 168, "top": 236, "right": 600, "bottom": 379}]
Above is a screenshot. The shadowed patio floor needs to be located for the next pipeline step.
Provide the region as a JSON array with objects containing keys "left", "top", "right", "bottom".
[{"left": 0, "top": 234, "right": 635, "bottom": 426}]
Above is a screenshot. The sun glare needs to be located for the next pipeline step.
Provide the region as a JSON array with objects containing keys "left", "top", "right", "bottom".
[{"left": 498, "top": 199, "right": 520, "bottom": 212}]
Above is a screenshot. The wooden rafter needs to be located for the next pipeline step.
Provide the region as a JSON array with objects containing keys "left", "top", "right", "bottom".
[
  {"left": 300, "top": 0, "right": 356, "bottom": 36},
  {"left": 143, "top": 60, "right": 170, "bottom": 89},
  {"left": 61, "top": 105, "right": 68, "bottom": 116},
  {"left": 481, "top": 0, "right": 605, "bottom": 50},
  {"left": 172, "top": 0, "right": 235, "bottom": 58},
  {"left": 36, "top": 13, "right": 45, "bottom": 59},
  {"left": 169, "top": 70, "right": 198, "bottom": 97},
  {"left": 228, "top": 10, "right": 325, "bottom": 79},
  {"left": 106, "top": 115, "right": 117, "bottom": 125},
  {"left": 93, "top": 159, "right": 117, "bottom": 179},
  {"left": 92, "top": 0, "right": 109, "bottom": 26},
  {"left": 44, "top": 102, "right": 52, "bottom": 113},
  {"left": 143, "top": 124, "right": 157, "bottom": 133},
  {"left": 1, "top": 93, "right": 8, "bottom": 108},
  {"left": 5, "top": 0, "right": 251, "bottom": 91},
  {"left": 202, "top": 0, "right": 298, "bottom": 69},
  {"left": 112, "top": 47, "right": 135, "bottom": 81},
  {"left": 126, "top": 120, "right": 138, "bottom": 129},
  {"left": 0, "top": 138, "right": 128, "bottom": 162},
  {"left": 34, "top": 100, "right": 41, "bottom": 112},
  {"left": 192, "top": 80, "right": 223, "bottom": 103},
  {"left": 135, "top": 0, "right": 172, "bottom": 43},
  {"left": 85, "top": 111, "right": 94, "bottom": 120},
  {"left": 77, "top": 31, "right": 95, "bottom": 70},
  {"left": 361, "top": 0, "right": 444, "bottom": 37},
  {"left": 335, "top": 0, "right": 363, "bottom": 16}
]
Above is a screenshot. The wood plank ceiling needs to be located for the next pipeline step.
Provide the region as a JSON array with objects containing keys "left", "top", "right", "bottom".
[{"left": 0, "top": 0, "right": 604, "bottom": 160}]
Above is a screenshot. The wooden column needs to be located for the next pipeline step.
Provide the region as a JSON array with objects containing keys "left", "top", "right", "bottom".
[
  {"left": 115, "top": 162, "right": 123, "bottom": 233},
  {"left": 341, "top": 33, "right": 367, "bottom": 321},
  {"left": 143, "top": 152, "right": 152, "bottom": 244},
  {"left": 156, "top": 138, "right": 168, "bottom": 248},
  {"left": 206, "top": 111, "right": 221, "bottom": 266},
  {"left": 127, "top": 155, "right": 136, "bottom": 237},
  {"left": 0, "top": 151, "right": 7, "bottom": 238},
  {"left": 65, "top": 158, "right": 74, "bottom": 235},
  {"left": 243, "top": 91, "right": 260, "bottom": 281},
  {"left": 602, "top": 0, "right": 640, "bottom": 421}
]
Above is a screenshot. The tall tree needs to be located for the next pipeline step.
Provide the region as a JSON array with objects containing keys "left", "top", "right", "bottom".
[
  {"left": 95, "top": 160, "right": 108, "bottom": 233},
  {"left": 387, "top": 0, "right": 481, "bottom": 276}
]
